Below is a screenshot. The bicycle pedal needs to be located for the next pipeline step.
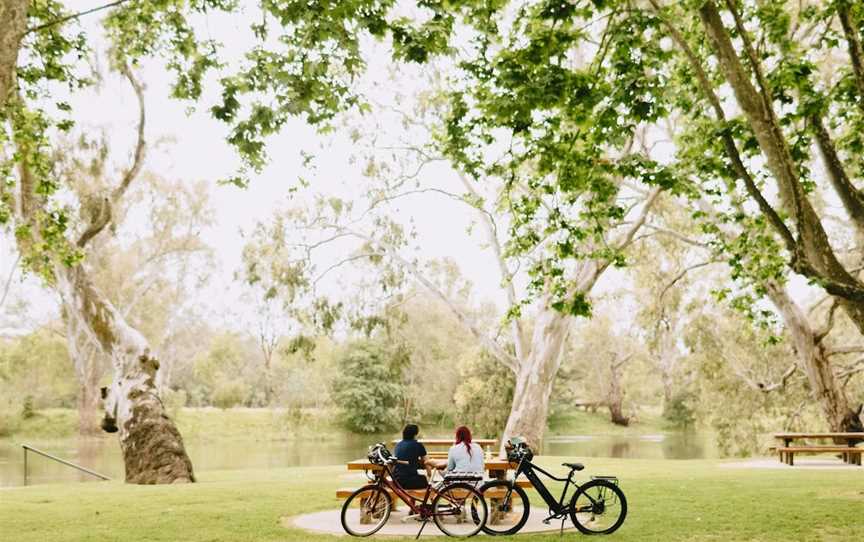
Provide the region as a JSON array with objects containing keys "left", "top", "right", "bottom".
[{"left": 542, "top": 518, "right": 552, "bottom": 525}]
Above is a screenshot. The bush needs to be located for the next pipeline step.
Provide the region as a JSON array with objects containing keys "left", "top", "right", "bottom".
[
  {"left": 331, "top": 341, "right": 406, "bottom": 433},
  {"left": 212, "top": 379, "right": 249, "bottom": 409},
  {"left": 453, "top": 351, "right": 514, "bottom": 438},
  {"left": 663, "top": 391, "right": 696, "bottom": 430},
  {"left": 0, "top": 396, "right": 21, "bottom": 437}
]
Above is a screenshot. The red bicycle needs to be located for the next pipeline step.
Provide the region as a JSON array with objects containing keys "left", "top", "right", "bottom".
[{"left": 340, "top": 443, "right": 489, "bottom": 537}]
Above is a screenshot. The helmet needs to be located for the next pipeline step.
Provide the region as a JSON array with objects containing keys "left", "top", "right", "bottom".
[
  {"left": 367, "top": 443, "right": 393, "bottom": 465},
  {"left": 506, "top": 438, "right": 533, "bottom": 462}
]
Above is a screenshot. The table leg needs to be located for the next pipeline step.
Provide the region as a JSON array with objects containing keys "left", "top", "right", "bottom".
[
  {"left": 489, "top": 498, "right": 501, "bottom": 525},
  {"left": 360, "top": 496, "right": 370, "bottom": 524},
  {"left": 488, "top": 469, "right": 505, "bottom": 480}
]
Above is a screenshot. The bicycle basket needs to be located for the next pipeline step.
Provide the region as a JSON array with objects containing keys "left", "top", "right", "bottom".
[{"left": 367, "top": 443, "right": 392, "bottom": 465}]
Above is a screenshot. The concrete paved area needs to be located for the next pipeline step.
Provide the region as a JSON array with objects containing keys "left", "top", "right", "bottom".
[{"left": 285, "top": 507, "right": 576, "bottom": 537}]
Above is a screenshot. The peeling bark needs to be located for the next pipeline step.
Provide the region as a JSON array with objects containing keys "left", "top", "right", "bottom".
[
  {"left": 57, "top": 263, "right": 195, "bottom": 484},
  {"left": 500, "top": 300, "right": 570, "bottom": 452}
]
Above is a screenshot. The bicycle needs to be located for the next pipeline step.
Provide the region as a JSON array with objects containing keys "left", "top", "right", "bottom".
[
  {"left": 479, "top": 438, "right": 627, "bottom": 536},
  {"left": 340, "top": 443, "right": 489, "bottom": 538}
]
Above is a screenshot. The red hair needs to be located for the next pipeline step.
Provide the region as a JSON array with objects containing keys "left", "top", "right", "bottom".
[{"left": 455, "top": 426, "right": 473, "bottom": 457}]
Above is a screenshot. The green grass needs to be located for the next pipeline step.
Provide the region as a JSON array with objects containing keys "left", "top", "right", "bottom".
[{"left": 2, "top": 457, "right": 862, "bottom": 541}]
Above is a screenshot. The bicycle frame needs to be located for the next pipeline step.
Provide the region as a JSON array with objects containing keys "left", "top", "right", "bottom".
[
  {"left": 367, "top": 463, "right": 467, "bottom": 520},
  {"left": 510, "top": 457, "right": 596, "bottom": 518}
]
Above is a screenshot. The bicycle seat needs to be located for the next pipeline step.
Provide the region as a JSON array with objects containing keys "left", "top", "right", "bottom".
[{"left": 563, "top": 462, "right": 584, "bottom": 471}]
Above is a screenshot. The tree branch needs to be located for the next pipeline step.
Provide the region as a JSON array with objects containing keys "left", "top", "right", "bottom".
[
  {"left": 809, "top": 115, "right": 864, "bottom": 236},
  {"left": 825, "top": 345, "right": 864, "bottom": 357},
  {"left": 0, "top": 252, "right": 21, "bottom": 308},
  {"left": 648, "top": 0, "right": 797, "bottom": 254},
  {"left": 837, "top": 2, "right": 864, "bottom": 113},
  {"left": 457, "top": 172, "right": 528, "bottom": 360},
  {"left": 77, "top": 63, "right": 146, "bottom": 248},
  {"left": 24, "top": 0, "right": 133, "bottom": 36}
]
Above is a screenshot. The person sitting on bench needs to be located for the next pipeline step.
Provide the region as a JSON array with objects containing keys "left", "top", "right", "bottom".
[
  {"left": 446, "top": 425, "right": 485, "bottom": 473},
  {"left": 393, "top": 424, "right": 439, "bottom": 489}
]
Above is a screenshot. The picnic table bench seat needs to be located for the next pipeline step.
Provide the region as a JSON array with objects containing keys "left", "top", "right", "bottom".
[
  {"left": 773, "top": 432, "right": 864, "bottom": 466},
  {"left": 776, "top": 446, "right": 862, "bottom": 466}
]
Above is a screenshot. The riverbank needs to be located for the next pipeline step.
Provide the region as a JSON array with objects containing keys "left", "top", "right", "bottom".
[
  {"left": 2, "top": 457, "right": 862, "bottom": 541},
  {"left": 4, "top": 407, "right": 676, "bottom": 441}
]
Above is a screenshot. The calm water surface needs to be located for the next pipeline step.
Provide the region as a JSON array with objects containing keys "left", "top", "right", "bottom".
[{"left": 0, "top": 431, "right": 713, "bottom": 487}]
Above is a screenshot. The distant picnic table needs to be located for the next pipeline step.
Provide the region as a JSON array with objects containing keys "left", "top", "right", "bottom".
[{"left": 773, "top": 432, "right": 864, "bottom": 466}]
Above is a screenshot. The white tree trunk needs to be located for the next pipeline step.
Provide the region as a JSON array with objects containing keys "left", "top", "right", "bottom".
[
  {"left": 764, "top": 281, "right": 860, "bottom": 432},
  {"left": 57, "top": 264, "right": 195, "bottom": 483},
  {"left": 500, "top": 301, "right": 570, "bottom": 452}
]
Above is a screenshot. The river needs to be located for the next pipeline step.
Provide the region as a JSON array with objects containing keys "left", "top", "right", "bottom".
[{"left": 0, "top": 431, "right": 713, "bottom": 487}]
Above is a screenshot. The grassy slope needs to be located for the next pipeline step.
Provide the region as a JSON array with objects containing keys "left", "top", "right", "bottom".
[{"left": 2, "top": 457, "right": 862, "bottom": 542}]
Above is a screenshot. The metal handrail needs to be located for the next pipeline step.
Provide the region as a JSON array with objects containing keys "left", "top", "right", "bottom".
[{"left": 22, "top": 444, "right": 110, "bottom": 485}]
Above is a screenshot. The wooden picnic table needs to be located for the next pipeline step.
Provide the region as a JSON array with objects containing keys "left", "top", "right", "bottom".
[
  {"left": 772, "top": 432, "right": 864, "bottom": 466},
  {"left": 347, "top": 458, "right": 515, "bottom": 480}
]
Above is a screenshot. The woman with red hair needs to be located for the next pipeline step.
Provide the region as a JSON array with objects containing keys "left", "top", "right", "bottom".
[{"left": 446, "top": 426, "right": 485, "bottom": 473}]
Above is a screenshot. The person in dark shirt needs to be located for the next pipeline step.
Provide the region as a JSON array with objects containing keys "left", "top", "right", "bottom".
[{"left": 393, "top": 424, "right": 442, "bottom": 489}]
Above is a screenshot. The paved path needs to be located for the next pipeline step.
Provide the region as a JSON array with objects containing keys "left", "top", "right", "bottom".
[{"left": 285, "top": 507, "right": 575, "bottom": 537}]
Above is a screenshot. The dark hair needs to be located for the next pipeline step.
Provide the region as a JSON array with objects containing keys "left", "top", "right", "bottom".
[
  {"left": 403, "top": 424, "right": 419, "bottom": 441},
  {"left": 455, "top": 426, "right": 473, "bottom": 457}
]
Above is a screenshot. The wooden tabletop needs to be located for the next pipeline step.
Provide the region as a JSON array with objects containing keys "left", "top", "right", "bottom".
[
  {"left": 390, "top": 439, "right": 498, "bottom": 447},
  {"left": 773, "top": 433, "right": 864, "bottom": 439},
  {"left": 347, "top": 459, "right": 514, "bottom": 471}
]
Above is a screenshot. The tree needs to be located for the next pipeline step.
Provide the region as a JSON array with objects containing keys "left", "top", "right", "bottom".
[{"left": 331, "top": 340, "right": 408, "bottom": 433}]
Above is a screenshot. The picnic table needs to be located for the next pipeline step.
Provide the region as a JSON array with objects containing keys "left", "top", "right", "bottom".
[
  {"left": 772, "top": 432, "right": 864, "bottom": 466},
  {"left": 339, "top": 439, "right": 530, "bottom": 524}
]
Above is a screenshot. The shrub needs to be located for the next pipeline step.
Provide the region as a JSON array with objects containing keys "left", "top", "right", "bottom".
[
  {"left": 453, "top": 351, "right": 514, "bottom": 438},
  {"left": 212, "top": 379, "right": 248, "bottom": 409},
  {"left": 331, "top": 341, "right": 406, "bottom": 433}
]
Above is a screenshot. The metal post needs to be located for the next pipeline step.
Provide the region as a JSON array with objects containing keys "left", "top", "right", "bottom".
[{"left": 20, "top": 444, "right": 110, "bottom": 483}]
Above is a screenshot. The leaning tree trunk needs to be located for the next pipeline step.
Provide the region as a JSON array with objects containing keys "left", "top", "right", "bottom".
[
  {"left": 764, "top": 281, "right": 861, "bottom": 433},
  {"left": 500, "top": 304, "right": 570, "bottom": 453},
  {"left": 58, "top": 263, "right": 195, "bottom": 483},
  {"left": 605, "top": 357, "right": 629, "bottom": 427}
]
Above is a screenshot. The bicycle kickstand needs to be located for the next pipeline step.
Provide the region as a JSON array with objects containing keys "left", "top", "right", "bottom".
[
  {"left": 415, "top": 519, "right": 429, "bottom": 539},
  {"left": 559, "top": 516, "right": 566, "bottom": 537}
]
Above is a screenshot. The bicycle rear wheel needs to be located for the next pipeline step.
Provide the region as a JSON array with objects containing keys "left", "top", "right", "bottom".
[
  {"left": 432, "top": 482, "right": 488, "bottom": 537},
  {"left": 569, "top": 479, "right": 627, "bottom": 535},
  {"left": 340, "top": 485, "right": 392, "bottom": 537},
  {"left": 479, "top": 480, "right": 530, "bottom": 536}
]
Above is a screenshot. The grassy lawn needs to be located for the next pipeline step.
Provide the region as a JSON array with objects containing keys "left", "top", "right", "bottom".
[{"left": 2, "top": 457, "right": 861, "bottom": 541}]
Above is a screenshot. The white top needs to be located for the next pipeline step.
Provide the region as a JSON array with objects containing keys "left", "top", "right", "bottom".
[{"left": 446, "top": 442, "right": 485, "bottom": 472}]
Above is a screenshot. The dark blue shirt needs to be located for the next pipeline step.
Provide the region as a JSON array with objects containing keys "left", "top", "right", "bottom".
[{"left": 393, "top": 439, "right": 427, "bottom": 480}]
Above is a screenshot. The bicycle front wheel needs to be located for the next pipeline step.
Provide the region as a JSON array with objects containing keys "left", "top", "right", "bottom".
[
  {"left": 432, "top": 482, "right": 488, "bottom": 537},
  {"left": 569, "top": 479, "right": 627, "bottom": 535},
  {"left": 479, "top": 480, "right": 530, "bottom": 536},
  {"left": 340, "top": 485, "right": 392, "bottom": 537}
]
